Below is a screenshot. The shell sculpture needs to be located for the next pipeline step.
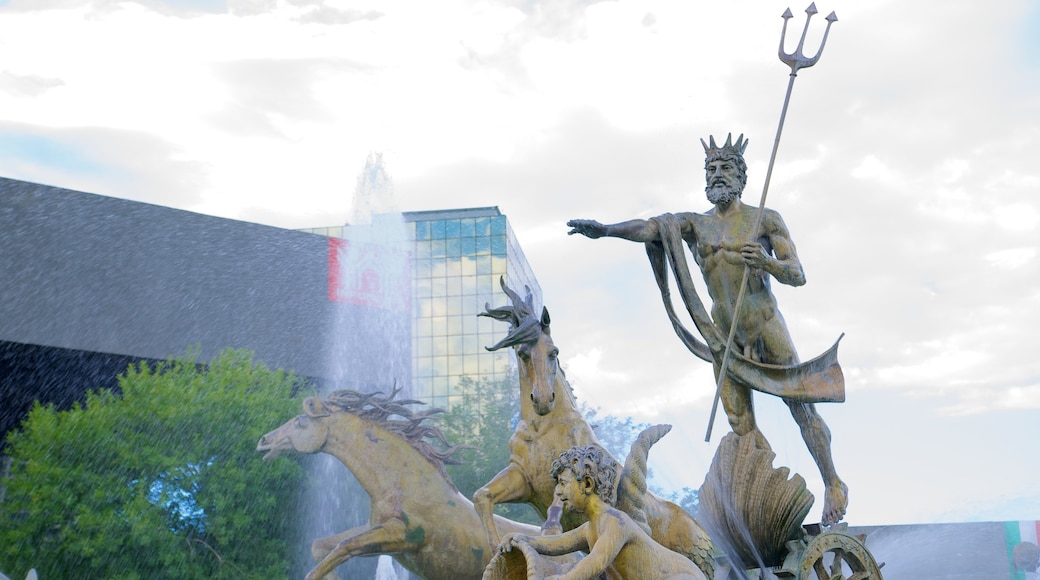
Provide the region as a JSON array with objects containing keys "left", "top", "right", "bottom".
[
  {"left": 482, "top": 541, "right": 571, "bottom": 580},
  {"left": 699, "top": 431, "right": 814, "bottom": 568}
]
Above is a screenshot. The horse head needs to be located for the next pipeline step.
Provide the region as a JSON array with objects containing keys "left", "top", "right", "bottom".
[
  {"left": 257, "top": 395, "right": 332, "bottom": 460},
  {"left": 482, "top": 277, "right": 560, "bottom": 416}
]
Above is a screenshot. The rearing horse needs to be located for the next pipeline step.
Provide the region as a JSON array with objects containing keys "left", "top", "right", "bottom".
[
  {"left": 472, "top": 277, "right": 715, "bottom": 578},
  {"left": 257, "top": 387, "right": 560, "bottom": 580}
]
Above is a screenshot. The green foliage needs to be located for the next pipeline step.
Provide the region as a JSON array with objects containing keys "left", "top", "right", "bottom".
[
  {"left": 0, "top": 349, "right": 308, "bottom": 579},
  {"left": 661, "top": 487, "right": 700, "bottom": 518},
  {"left": 580, "top": 404, "right": 651, "bottom": 464},
  {"left": 437, "top": 373, "right": 540, "bottom": 524}
]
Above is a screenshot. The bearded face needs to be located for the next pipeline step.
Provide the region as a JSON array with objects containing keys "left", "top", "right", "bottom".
[
  {"left": 704, "top": 156, "right": 746, "bottom": 205},
  {"left": 706, "top": 182, "right": 740, "bottom": 205}
]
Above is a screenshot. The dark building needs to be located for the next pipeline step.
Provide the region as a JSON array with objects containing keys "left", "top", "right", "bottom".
[{"left": 1, "top": 177, "right": 336, "bottom": 442}]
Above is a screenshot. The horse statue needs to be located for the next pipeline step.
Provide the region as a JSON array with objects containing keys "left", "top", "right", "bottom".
[
  {"left": 257, "top": 387, "right": 571, "bottom": 580},
  {"left": 471, "top": 277, "right": 715, "bottom": 578}
]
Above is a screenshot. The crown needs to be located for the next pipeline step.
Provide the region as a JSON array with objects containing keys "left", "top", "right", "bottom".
[{"left": 700, "top": 133, "right": 748, "bottom": 159}]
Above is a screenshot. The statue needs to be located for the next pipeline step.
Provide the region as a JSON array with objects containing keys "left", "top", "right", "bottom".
[
  {"left": 497, "top": 445, "right": 707, "bottom": 580},
  {"left": 566, "top": 132, "right": 848, "bottom": 527},
  {"left": 256, "top": 388, "right": 578, "bottom": 580},
  {"left": 472, "top": 278, "right": 714, "bottom": 578}
]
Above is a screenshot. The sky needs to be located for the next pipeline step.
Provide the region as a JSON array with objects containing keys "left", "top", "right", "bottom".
[{"left": 0, "top": 0, "right": 1038, "bottom": 529}]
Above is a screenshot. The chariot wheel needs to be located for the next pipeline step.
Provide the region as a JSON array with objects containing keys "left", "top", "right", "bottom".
[{"left": 798, "top": 530, "right": 883, "bottom": 580}]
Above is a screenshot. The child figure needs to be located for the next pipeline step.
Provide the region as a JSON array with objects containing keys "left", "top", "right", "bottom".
[{"left": 498, "top": 445, "right": 706, "bottom": 580}]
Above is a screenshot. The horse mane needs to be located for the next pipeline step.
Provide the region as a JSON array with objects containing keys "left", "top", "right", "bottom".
[
  {"left": 314, "top": 387, "right": 467, "bottom": 490},
  {"left": 479, "top": 277, "right": 577, "bottom": 405},
  {"left": 480, "top": 276, "right": 544, "bottom": 352}
]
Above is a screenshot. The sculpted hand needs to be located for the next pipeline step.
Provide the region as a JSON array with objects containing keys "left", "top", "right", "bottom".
[
  {"left": 740, "top": 242, "right": 772, "bottom": 270},
  {"left": 499, "top": 533, "right": 531, "bottom": 554},
  {"left": 566, "top": 219, "right": 607, "bottom": 239}
]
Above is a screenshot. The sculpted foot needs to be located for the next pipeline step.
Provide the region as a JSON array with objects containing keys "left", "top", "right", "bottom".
[{"left": 821, "top": 480, "right": 848, "bottom": 526}]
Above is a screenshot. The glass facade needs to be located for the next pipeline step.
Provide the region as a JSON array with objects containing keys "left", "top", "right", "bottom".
[
  {"left": 304, "top": 207, "right": 541, "bottom": 409},
  {"left": 404, "top": 208, "right": 540, "bottom": 409}
]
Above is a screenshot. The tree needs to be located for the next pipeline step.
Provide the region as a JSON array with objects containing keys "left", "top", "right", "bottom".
[
  {"left": 438, "top": 372, "right": 542, "bottom": 524},
  {"left": 581, "top": 404, "right": 650, "bottom": 463},
  {"left": 0, "top": 349, "right": 309, "bottom": 580},
  {"left": 668, "top": 487, "right": 701, "bottom": 517}
]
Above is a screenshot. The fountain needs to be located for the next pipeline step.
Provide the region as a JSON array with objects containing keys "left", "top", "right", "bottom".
[
  {"left": 306, "top": 152, "right": 411, "bottom": 579},
  {"left": 262, "top": 7, "right": 884, "bottom": 578}
]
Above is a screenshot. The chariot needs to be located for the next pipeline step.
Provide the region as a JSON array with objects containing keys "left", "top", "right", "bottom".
[{"left": 715, "top": 523, "right": 884, "bottom": 580}]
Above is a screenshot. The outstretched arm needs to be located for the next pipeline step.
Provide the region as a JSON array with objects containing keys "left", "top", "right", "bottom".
[
  {"left": 501, "top": 524, "right": 590, "bottom": 558},
  {"left": 567, "top": 218, "right": 660, "bottom": 243}
]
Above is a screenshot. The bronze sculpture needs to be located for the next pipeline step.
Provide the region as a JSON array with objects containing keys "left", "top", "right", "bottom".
[
  {"left": 472, "top": 278, "right": 714, "bottom": 578},
  {"left": 256, "top": 388, "right": 575, "bottom": 580},
  {"left": 252, "top": 5, "right": 889, "bottom": 577},
  {"left": 567, "top": 132, "right": 848, "bottom": 527},
  {"left": 569, "top": 3, "right": 849, "bottom": 530},
  {"left": 562, "top": 9, "right": 889, "bottom": 578},
  {"left": 497, "top": 445, "right": 707, "bottom": 580}
]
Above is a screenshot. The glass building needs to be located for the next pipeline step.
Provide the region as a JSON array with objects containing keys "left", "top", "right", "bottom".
[{"left": 304, "top": 207, "right": 541, "bottom": 409}]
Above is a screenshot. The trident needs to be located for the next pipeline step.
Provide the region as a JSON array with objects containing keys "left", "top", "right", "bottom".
[{"left": 704, "top": 4, "right": 837, "bottom": 442}]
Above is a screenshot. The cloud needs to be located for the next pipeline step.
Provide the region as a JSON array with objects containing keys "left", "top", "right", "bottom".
[
  {"left": 144, "top": 0, "right": 227, "bottom": 16},
  {"left": 986, "top": 247, "right": 1037, "bottom": 270},
  {"left": 0, "top": 71, "right": 64, "bottom": 97},
  {"left": 206, "top": 57, "right": 372, "bottom": 137},
  {"left": 0, "top": 122, "right": 209, "bottom": 206},
  {"left": 565, "top": 347, "right": 628, "bottom": 383},
  {"left": 227, "top": 0, "right": 275, "bottom": 17},
  {"left": 292, "top": 3, "right": 381, "bottom": 25},
  {"left": 2, "top": 0, "right": 229, "bottom": 17},
  {"left": 0, "top": 0, "right": 87, "bottom": 11}
]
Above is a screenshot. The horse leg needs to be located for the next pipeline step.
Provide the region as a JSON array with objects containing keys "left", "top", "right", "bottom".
[
  {"left": 472, "top": 463, "right": 531, "bottom": 550},
  {"left": 304, "top": 519, "right": 411, "bottom": 580},
  {"left": 309, "top": 525, "right": 370, "bottom": 580}
]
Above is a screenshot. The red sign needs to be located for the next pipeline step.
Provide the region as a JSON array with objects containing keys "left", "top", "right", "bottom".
[{"left": 328, "top": 238, "right": 411, "bottom": 312}]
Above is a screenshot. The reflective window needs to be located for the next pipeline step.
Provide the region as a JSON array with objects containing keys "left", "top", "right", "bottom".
[
  {"left": 460, "top": 218, "right": 475, "bottom": 238},
  {"left": 446, "top": 314, "right": 462, "bottom": 336},
  {"left": 476, "top": 255, "right": 492, "bottom": 275},
  {"left": 461, "top": 256, "right": 477, "bottom": 277},
  {"left": 432, "top": 258, "right": 447, "bottom": 278},
  {"left": 445, "top": 219, "right": 460, "bottom": 238},
  {"left": 475, "top": 235, "right": 490, "bottom": 255},
  {"left": 415, "top": 221, "right": 430, "bottom": 240},
  {"left": 447, "top": 237, "right": 462, "bottom": 259},
  {"left": 475, "top": 217, "right": 490, "bottom": 236},
  {"left": 402, "top": 212, "right": 541, "bottom": 408},
  {"left": 446, "top": 277, "right": 462, "bottom": 298},
  {"left": 432, "top": 277, "right": 447, "bottom": 296}
]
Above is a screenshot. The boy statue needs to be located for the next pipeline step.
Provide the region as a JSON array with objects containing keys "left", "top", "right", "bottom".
[{"left": 499, "top": 445, "right": 706, "bottom": 580}]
